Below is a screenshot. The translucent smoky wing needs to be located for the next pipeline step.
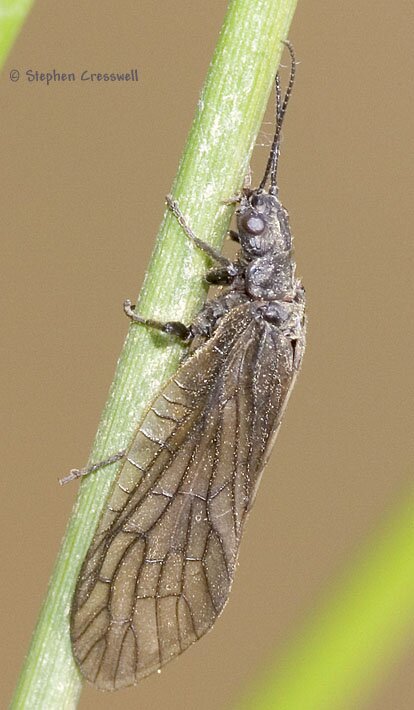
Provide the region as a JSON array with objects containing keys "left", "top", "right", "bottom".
[{"left": 71, "top": 302, "right": 298, "bottom": 690}]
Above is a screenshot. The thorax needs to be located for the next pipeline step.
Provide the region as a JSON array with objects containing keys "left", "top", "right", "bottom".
[{"left": 245, "top": 251, "right": 296, "bottom": 301}]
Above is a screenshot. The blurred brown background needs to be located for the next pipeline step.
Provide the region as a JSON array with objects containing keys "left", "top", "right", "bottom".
[{"left": 1, "top": 1, "right": 413, "bottom": 708}]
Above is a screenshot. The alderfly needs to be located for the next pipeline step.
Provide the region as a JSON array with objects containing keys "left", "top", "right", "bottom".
[{"left": 65, "top": 42, "right": 306, "bottom": 690}]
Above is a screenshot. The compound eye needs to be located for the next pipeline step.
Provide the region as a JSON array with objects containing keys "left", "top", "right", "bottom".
[{"left": 240, "top": 212, "right": 265, "bottom": 235}]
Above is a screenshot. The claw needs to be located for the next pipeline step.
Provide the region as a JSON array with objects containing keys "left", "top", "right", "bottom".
[
  {"left": 59, "top": 468, "right": 82, "bottom": 486},
  {"left": 123, "top": 299, "right": 137, "bottom": 319}
]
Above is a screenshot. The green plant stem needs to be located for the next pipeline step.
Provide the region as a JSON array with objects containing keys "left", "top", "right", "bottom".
[
  {"left": 0, "top": 0, "right": 34, "bottom": 69},
  {"left": 237, "top": 490, "right": 414, "bottom": 710},
  {"left": 11, "top": 1, "right": 298, "bottom": 707}
]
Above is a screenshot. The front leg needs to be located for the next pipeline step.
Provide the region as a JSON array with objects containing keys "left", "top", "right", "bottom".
[
  {"left": 205, "top": 265, "right": 238, "bottom": 285},
  {"left": 124, "top": 196, "right": 242, "bottom": 341},
  {"left": 166, "top": 195, "right": 233, "bottom": 269}
]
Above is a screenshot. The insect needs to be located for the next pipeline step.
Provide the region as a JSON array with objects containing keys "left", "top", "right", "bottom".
[{"left": 66, "top": 42, "right": 306, "bottom": 690}]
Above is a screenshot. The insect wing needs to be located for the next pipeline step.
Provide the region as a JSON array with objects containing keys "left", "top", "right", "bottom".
[{"left": 71, "top": 302, "right": 298, "bottom": 689}]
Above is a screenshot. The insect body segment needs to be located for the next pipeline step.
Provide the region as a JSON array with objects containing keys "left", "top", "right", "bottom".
[{"left": 70, "top": 42, "right": 306, "bottom": 690}]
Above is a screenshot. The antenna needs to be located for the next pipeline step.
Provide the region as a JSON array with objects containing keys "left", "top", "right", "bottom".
[{"left": 259, "top": 41, "right": 296, "bottom": 194}]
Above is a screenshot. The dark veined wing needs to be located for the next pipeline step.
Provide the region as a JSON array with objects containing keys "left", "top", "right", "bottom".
[{"left": 71, "top": 301, "right": 298, "bottom": 690}]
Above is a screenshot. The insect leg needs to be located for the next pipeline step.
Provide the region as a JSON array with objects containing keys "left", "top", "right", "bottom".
[
  {"left": 222, "top": 194, "right": 242, "bottom": 205},
  {"left": 205, "top": 267, "right": 236, "bottom": 285},
  {"left": 123, "top": 299, "right": 193, "bottom": 341},
  {"left": 222, "top": 170, "right": 251, "bottom": 205},
  {"left": 59, "top": 450, "right": 126, "bottom": 486},
  {"left": 166, "top": 194, "right": 233, "bottom": 268}
]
